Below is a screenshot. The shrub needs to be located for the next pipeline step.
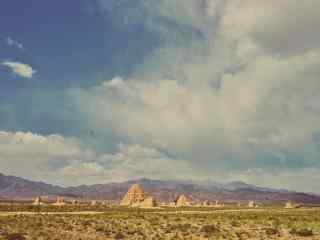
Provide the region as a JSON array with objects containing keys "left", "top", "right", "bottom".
[
  {"left": 5, "top": 233, "right": 26, "bottom": 240},
  {"left": 265, "top": 228, "right": 279, "bottom": 235},
  {"left": 114, "top": 232, "right": 125, "bottom": 239},
  {"left": 230, "top": 220, "right": 240, "bottom": 227},
  {"left": 290, "top": 228, "right": 314, "bottom": 237},
  {"left": 200, "top": 224, "right": 220, "bottom": 235}
]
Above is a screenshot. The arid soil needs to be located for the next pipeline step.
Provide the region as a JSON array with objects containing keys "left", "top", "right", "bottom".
[{"left": 0, "top": 206, "right": 319, "bottom": 240}]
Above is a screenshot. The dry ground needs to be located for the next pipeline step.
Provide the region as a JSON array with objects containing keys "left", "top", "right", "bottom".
[{"left": 0, "top": 206, "right": 319, "bottom": 240}]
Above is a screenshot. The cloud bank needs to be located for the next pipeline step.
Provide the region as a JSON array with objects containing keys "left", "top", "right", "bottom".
[
  {"left": 2, "top": 0, "right": 320, "bottom": 192},
  {"left": 1, "top": 61, "right": 36, "bottom": 79},
  {"left": 70, "top": 0, "right": 320, "bottom": 191},
  {"left": 5, "top": 37, "right": 24, "bottom": 50},
  {"left": 0, "top": 131, "right": 197, "bottom": 186}
]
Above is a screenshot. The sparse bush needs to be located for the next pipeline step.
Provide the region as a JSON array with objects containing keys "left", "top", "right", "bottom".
[
  {"left": 265, "top": 228, "right": 279, "bottom": 236},
  {"left": 290, "top": 228, "right": 314, "bottom": 237},
  {"left": 1, "top": 205, "right": 320, "bottom": 239},
  {"left": 230, "top": 220, "right": 240, "bottom": 227},
  {"left": 5, "top": 233, "right": 26, "bottom": 240},
  {"left": 114, "top": 232, "right": 125, "bottom": 239},
  {"left": 200, "top": 224, "right": 220, "bottom": 235}
]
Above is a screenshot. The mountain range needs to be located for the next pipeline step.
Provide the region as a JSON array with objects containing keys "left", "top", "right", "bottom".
[{"left": 1, "top": 173, "right": 319, "bottom": 204}]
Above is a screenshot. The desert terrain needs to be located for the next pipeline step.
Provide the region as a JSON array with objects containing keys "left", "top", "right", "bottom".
[{"left": 0, "top": 204, "right": 319, "bottom": 240}]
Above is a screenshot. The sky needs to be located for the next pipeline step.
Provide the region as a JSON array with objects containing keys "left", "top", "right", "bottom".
[{"left": 0, "top": 0, "right": 320, "bottom": 193}]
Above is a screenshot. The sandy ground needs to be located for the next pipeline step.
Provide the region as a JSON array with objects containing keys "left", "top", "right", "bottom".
[
  {"left": 0, "top": 207, "right": 318, "bottom": 217},
  {"left": 0, "top": 211, "right": 105, "bottom": 217},
  {"left": 150, "top": 207, "right": 320, "bottom": 214}
]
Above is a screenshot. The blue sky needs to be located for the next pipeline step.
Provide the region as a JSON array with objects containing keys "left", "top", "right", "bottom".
[
  {"left": 0, "top": 0, "right": 160, "bottom": 134},
  {"left": 1, "top": 0, "right": 320, "bottom": 192}
]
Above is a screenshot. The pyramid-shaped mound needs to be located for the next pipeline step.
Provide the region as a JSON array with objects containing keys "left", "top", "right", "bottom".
[
  {"left": 285, "top": 201, "right": 302, "bottom": 209},
  {"left": 53, "top": 196, "right": 66, "bottom": 206},
  {"left": 120, "top": 184, "right": 146, "bottom": 206},
  {"left": 175, "top": 195, "right": 191, "bottom": 207},
  {"left": 248, "top": 200, "right": 258, "bottom": 208},
  {"left": 140, "top": 197, "right": 157, "bottom": 208},
  {"left": 32, "top": 196, "right": 44, "bottom": 205}
]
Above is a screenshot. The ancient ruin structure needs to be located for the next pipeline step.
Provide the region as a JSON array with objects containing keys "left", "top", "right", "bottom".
[
  {"left": 202, "top": 200, "right": 210, "bottom": 207},
  {"left": 140, "top": 197, "right": 157, "bottom": 208},
  {"left": 285, "top": 201, "right": 302, "bottom": 209},
  {"left": 53, "top": 196, "right": 66, "bottom": 206},
  {"left": 248, "top": 200, "right": 258, "bottom": 208},
  {"left": 175, "top": 195, "right": 191, "bottom": 207},
  {"left": 32, "top": 197, "right": 43, "bottom": 205},
  {"left": 120, "top": 184, "right": 146, "bottom": 206},
  {"left": 213, "top": 200, "right": 224, "bottom": 208},
  {"left": 285, "top": 201, "right": 293, "bottom": 209}
]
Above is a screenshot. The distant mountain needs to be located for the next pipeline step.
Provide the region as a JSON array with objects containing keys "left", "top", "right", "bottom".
[
  {"left": 1, "top": 173, "right": 320, "bottom": 204},
  {"left": 0, "top": 173, "right": 64, "bottom": 199}
]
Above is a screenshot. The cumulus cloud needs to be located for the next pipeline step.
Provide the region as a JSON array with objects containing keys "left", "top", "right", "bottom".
[
  {"left": 1, "top": 61, "right": 36, "bottom": 79},
  {"left": 1, "top": 1, "right": 318, "bottom": 191},
  {"left": 0, "top": 131, "right": 197, "bottom": 186},
  {"left": 0, "top": 131, "right": 93, "bottom": 182},
  {"left": 73, "top": 52, "right": 320, "bottom": 163},
  {"left": 5, "top": 37, "right": 24, "bottom": 50},
  {"left": 220, "top": 0, "right": 320, "bottom": 55},
  {"left": 93, "top": 0, "right": 217, "bottom": 37},
  {"left": 69, "top": 0, "right": 320, "bottom": 191},
  {"left": 61, "top": 143, "right": 200, "bottom": 185}
]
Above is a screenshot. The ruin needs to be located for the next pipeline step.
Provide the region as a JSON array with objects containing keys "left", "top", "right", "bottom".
[
  {"left": 248, "top": 200, "right": 258, "bottom": 208},
  {"left": 175, "top": 195, "right": 191, "bottom": 207},
  {"left": 140, "top": 197, "right": 157, "bottom": 208},
  {"left": 285, "top": 201, "right": 302, "bottom": 209},
  {"left": 213, "top": 200, "right": 224, "bottom": 208},
  {"left": 53, "top": 196, "right": 66, "bottom": 206},
  {"left": 120, "top": 184, "right": 146, "bottom": 206},
  {"left": 202, "top": 200, "right": 210, "bottom": 207},
  {"left": 32, "top": 197, "right": 44, "bottom": 205}
]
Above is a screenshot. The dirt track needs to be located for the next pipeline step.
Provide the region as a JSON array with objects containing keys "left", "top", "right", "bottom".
[
  {"left": 0, "top": 211, "right": 105, "bottom": 217},
  {"left": 0, "top": 207, "right": 318, "bottom": 217}
]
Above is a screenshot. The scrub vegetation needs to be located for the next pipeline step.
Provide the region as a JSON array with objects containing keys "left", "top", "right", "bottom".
[{"left": 0, "top": 206, "right": 319, "bottom": 240}]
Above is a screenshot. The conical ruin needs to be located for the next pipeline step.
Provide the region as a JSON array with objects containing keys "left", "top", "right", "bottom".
[
  {"left": 248, "top": 200, "right": 258, "bottom": 208},
  {"left": 285, "top": 201, "right": 302, "bottom": 209},
  {"left": 120, "top": 184, "right": 146, "bottom": 206},
  {"left": 140, "top": 197, "right": 157, "bottom": 208},
  {"left": 175, "top": 195, "right": 191, "bottom": 207},
  {"left": 53, "top": 196, "right": 66, "bottom": 206},
  {"left": 202, "top": 200, "right": 210, "bottom": 207},
  {"left": 32, "top": 197, "right": 44, "bottom": 205},
  {"left": 213, "top": 200, "right": 224, "bottom": 208}
]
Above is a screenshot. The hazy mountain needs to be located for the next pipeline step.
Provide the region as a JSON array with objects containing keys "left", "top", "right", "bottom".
[
  {"left": 0, "top": 173, "right": 319, "bottom": 204},
  {"left": 0, "top": 173, "right": 64, "bottom": 199}
]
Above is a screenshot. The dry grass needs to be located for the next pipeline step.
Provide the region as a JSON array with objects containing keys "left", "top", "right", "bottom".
[{"left": 0, "top": 205, "right": 319, "bottom": 239}]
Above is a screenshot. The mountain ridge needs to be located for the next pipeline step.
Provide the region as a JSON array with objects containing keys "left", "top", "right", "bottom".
[{"left": 0, "top": 173, "right": 319, "bottom": 204}]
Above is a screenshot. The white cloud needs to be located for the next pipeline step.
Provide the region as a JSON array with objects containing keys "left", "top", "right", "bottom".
[
  {"left": 1, "top": 61, "right": 36, "bottom": 79},
  {"left": 59, "top": 143, "right": 200, "bottom": 185},
  {"left": 74, "top": 50, "right": 320, "bottom": 161},
  {"left": 0, "top": 131, "right": 94, "bottom": 179},
  {"left": 5, "top": 37, "right": 24, "bottom": 50},
  {"left": 0, "top": 131, "right": 198, "bottom": 186},
  {"left": 70, "top": 0, "right": 320, "bottom": 191},
  {"left": 219, "top": 0, "right": 320, "bottom": 55},
  {"left": 1, "top": 1, "right": 319, "bottom": 191}
]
